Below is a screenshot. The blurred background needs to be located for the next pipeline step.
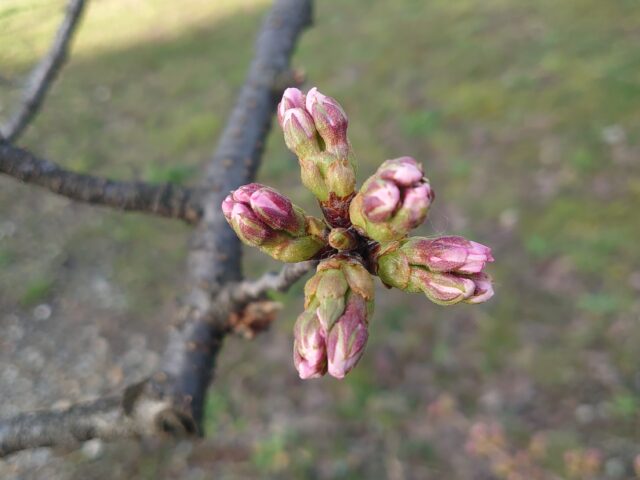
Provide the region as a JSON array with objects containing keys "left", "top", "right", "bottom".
[{"left": 1, "top": 0, "right": 639, "bottom": 478}]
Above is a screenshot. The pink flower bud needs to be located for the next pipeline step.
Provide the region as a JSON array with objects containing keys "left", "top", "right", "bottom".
[
  {"left": 282, "top": 108, "right": 320, "bottom": 157},
  {"left": 404, "top": 236, "right": 494, "bottom": 274},
  {"left": 362, "top": 179, "right": 400, "bottom": 222},
  {"left": 249, "top": 185, "right": 300, "bottom": 232},
  {"left": 379, "top": 156, "right": 424, "bottom": 186},
  {"left": 221, "top": 183, "right": 327, "bottom": 261},
  {"left": 350, "top": 156, "right": 434, "bottom": 242},
  {"left": 231, "top": 183, "right": 262, "bottom": 204},
  {"left": 410, "top": 269, "right": 476, "bottom": 305},
  {"left": 229, "top": 202, "right": 273, "bottom": 246},
  {"left": 402, "top": 183, "right": 435, "bottom": 227},
  {"left": 326, "top": 294, "right": 369, "bottom": 379},
  {"left": 305, "top": 87, "right": 348, "bottom": 155},
  {"left": 464, "top": 273, "right": 494, "bottom": 304},
  {"left": 293, "top": 308, "right": 327, "bottom": 379},
  {"left": 277, "top": 87, "right": 306, "bottom": 126}
]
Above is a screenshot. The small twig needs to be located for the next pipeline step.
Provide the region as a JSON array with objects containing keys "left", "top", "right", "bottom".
[
  {"left": 0, "top": 0, "right": 87, "bottom": 142},
  {"left": 0, "top": 142, "right": 202, "bottom": 223},
  {"left": 226, "top": 260, "right": 317, "bottom": 307}
]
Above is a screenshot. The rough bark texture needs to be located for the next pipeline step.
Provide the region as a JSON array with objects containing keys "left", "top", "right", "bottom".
[
  {"left": 152, "top": 0, "right": 313, "bottom": 429},
  {"left": 0, "top": 142, "right": 203, "bottom": 223}
]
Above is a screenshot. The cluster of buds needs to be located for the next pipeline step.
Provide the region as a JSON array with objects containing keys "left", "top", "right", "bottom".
[
  {"left": 223, "top": 87, "right": 495, "bottom": 379},
  {"left": 376, "top": 236, "right": 494, "bottom": 305},
  {"left": 294, "top": 257, "right": 374, "bottom": 378},
  {"left": 222, "top": 183, "right": 326, "bottom": 262},
  {"left": 349, "top": 157, "right": 434, "bottom": 243},
  {"left": 278, "top": 87, "right": 356, "bottom": 227}
]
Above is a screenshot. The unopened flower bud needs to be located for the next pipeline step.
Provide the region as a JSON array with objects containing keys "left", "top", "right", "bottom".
[
  {"left": 376, "top": 235, "right": 494, "bottom": 305},
  {"left": 350, "top": 156, "right": 434, "bottom": 242},
  {"left": 249, "top": 185, "right": 302, "bottom": 234},
  {"left": 328, "top": 228, "right": 358, "bottom": 251},
  {"left": 402, "top": 236, "right": 494, "bottom": 274},
  {"left": 408, "top": 269, "right": 475, "bottom": 305},
  {"left": 282, "top": 108, "right": 321, "bottom": 158},
  {"left": 464, "top": 273, "right": 495, "bottom": 304},
  {"left": 326, "top": 293, "right": 369, "bottom": 378},
  {"left": 305, "top": 87, "right": 349, "bottom": 157},
  {"left": 222, "top": 183, "right": 327, "bottom": 262},
  {"left": 228, "top": 203, "right": 273, "bottom": 246},
  {"left": 325, "top": 158, "right": 357, "bottom": 198},
  {"left": 277, "top": 87, "right": 306, "bottom": 126},
  {"left": 299, "top": 257, "right": 374, "bottom": 379},
  {"left": 293, "top": 306, "right": 327, "bottom": 379}
]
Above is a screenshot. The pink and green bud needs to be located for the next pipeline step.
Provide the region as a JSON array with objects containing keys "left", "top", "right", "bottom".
[
  {"left": 402, "top": 236, "right": 494, "bottom": 274},
  {"left": 277, "top": 87, "right": 306, "bottom": 126},
  {"left": 379, "top": 156, "right": 424, "bottom": 186},
  {"left": 278, "top": 89, "right": 356, "bottom": 210},
  {"left": 464, "top": 273, "right": 495, "bottom": 304},
  {"left": 282, "top": 108, "right": 321, "bottom": 158},
  {"left": 327, "top": 227, "right": 358, "bottom": 251},
  {"left": 349, "top": 157, "right": 434, "bottom": 243},
  {"left": 361, "top": 178, "right": 400, "bottom": 222},
  {"left": 299, "top": 257, "right": 374, "bottom": 379},
  {"left": 226, "top": 202, "right": 273, "bottom": 246},
  {"left": 293, "top": 306, "right": 327, "bottom": 379},
  {"left": 408, "top": 269, "right": 475, "bottom": 305},
  {"left": 325, "top": 158, "right": 357, "bottom": 198},
  {"left": 222, "top": 183, "right": 327, "bottom": 262},
  {"left": 305, "top": 87, "right": 349, "bottom": 157},
  {"left": 249, "top": 185, "right": 301, "bottom": 234},
  {"left": 326, "top": 292, "right": 369, "bottom": 379},
  {"left": 376, "top": 236, "right": 494, "bottom": 305}
]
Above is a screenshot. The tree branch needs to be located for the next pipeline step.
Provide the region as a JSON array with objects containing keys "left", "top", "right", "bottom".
[
  {"left": 0, "top": 142, "right": 203, "bottom": 223},
  {"left": 0, "top": 0, "right": 87, "bottom": 143},
  {"left": 226, "top": 260, "right": 317, "bottom": 306},
  {"left": 152, "top": 0, "right": 313, "bottom": 430},
  {"left": 0, "top": 0, "right": 314, "bottom": 458}
]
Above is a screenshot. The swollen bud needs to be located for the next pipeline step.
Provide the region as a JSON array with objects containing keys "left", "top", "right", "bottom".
[
  {"left": 277, "top": 88, "right": 357, "bottom": 226},
  {"left": 350, "top": 157, "right": 434, "bottom": 243},
  {"left": 376, "top": 236, "right": 494, "bottom": 305},
  {"left": 221, "top": 183, "right": 328, "bottom": 262},
  {"left": 327, "top": 228, "right": 358, "bottom": 251},
  {"left": 277, "top": 87, "right": 306, "bottom": 126},
  {"left": 305, "top": 87, "right": 349, "bottom": 158},
  {"left": 402, "top": 236, "right": 494, "bottom": 274},
  {"left": 326, "top": 293, "right": 369, "bottom": 379},
  {"left": 298, "top": 257, "right": 374, "bottom": 379},
  {"left": 408, "top": 269, "right": 476, "bottom": 306},
  {"left": 282, "top": 108, "right": 321, "bottom": 158},
  {"left": 249, "top": 185, "right": 303, "bottom": 234},
  {"left": 464, "top": 273, "right": 495, "bottom": 304},
  {"left": 293, "top": 306, "right": 327, "bottom": 379}
]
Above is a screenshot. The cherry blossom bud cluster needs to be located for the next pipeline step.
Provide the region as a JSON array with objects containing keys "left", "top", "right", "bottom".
[
  {"left": 222, "top": 183, "right": 326, "bottom": 262},
  {"left": 376, "top": 236, "right": 494, "bottom": 305},
  {"left": 294, "top": 257, "right": 374, "bottom": 379},
  {"left": 221, "top": 87, "right": 495, "bottom": 380}
]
